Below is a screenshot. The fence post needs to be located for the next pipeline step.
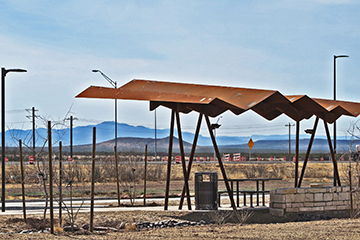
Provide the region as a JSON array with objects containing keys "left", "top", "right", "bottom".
[
  {"left": 349, "top": 166, "right": 353, "bottom": 218},
  {"left": 144, "top": 145, "right": 148, "bottom": 206},
  {"left": 90, "top": 127, "right": 96, "bottom": 232},
  {"left": 59, "top": 141, "right": 62, "bottom": 227},
  {"left": 19, "top": 139, "right": 26, "bottom": 223},
  {"left": 48, "top": 121, "right": 54, "bottom": 234}
]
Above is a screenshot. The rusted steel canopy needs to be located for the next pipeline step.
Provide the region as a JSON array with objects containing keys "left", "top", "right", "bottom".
[
  {"left": 286, "top": 95, "right": 360, "bottom": 123},
  {"left": 76, "top": 79, "right": 360, "bottom": 122},
  {"left": 77, "top": 79, "right": 290, "bottom": 118}
]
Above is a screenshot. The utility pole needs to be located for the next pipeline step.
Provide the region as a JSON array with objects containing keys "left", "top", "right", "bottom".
[
  {"left": 26, "top": 107, "right": 38, "bottom": 162},
  {"left": 66, "top": 116, "right": 78, "bottom": 160},
  {"left": 285, "top": 123, "right": 295, "bottom": 161}
]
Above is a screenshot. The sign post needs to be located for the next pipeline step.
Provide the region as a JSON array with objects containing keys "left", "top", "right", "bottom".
[{"left": 248, "top": 138, "right": 254, "bottom": 161}]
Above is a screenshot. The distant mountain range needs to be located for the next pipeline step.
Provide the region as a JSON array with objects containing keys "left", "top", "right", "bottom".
[{"left": 2, "top": 121, "right": 359, "bottom": 153}]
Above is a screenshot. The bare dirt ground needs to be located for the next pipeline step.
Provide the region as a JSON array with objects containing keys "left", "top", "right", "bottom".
[
  {"left": 1, "top": 162, "right": 357, "bottom": 239},
  {"left": 0, "top": 210, "right": 359, "bottom": 239}
]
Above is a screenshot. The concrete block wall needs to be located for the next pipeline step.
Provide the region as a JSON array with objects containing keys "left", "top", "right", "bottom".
[{"left": 270, "top": 186, "right": 350, "bottom": 216}]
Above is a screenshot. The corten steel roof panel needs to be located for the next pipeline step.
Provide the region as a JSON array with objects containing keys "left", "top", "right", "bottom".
[
  {"left": 76, "top": 86, "right": 214, "bottom": 104},
  {"left": 312, "top": 98, "right": 360, "bottom": 117},
  {"left": 77, "top": 80, "right": 293, "bottom": 118},
  {"left": 120, "top": 79, "right": 286, "bottom": 110},
  {"left": 76, "top": 80, "right": 360, "bottom": 122},
  {"left": 285, "top": 95, "right": 360, "bottom": 123}
]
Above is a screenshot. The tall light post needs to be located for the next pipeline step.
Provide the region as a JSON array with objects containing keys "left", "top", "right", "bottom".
[
  {"left": 333, "top": 55, "right": 349, "bottom": 186},
  {"left": 1, "top": 67, "right": 27, "bottom": 212},
  {"left": 92, "top": 70, "right": 118, "bottom": 148}
]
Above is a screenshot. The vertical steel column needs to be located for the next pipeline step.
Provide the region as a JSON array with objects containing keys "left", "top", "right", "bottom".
[
  {"left": 179, "top": 113, "right": 202, "bottom": 210},
  {"left": 294, "top": 121, "right": 300, "bottom": 188},
  {"left": 90, "top": 127, "right": 96, "bottom": 232},
  {"left": 323, "top": 120, "right": 341, "bottom": 186},
  {"left": 262, "top": 181, "right": 265, "bottom": 206},
  {"left": 236, "top": 181, "right": 239, "bottom": 207},
  {"left": 1, "top": 68, "right": 5, "bottom": 212},
  {"left": 256, "top": 181, "right": 259, "bottom": 206},
  {"left": 114, "top": 146, "right": 121, "bottom": 206},
  {"left": 48, "top": 121, "right": 54, "bottom": 234},
  {"left": 19, "top": 140, "right": 26, "bottom": 222},
  {"left": 59, "top": 141, "right": 62, "bottom": 227},
  {"left": 205, "top": 115, "right": 236, "bottom": 210},
  {"left": 143, "top": 145, "right": 147, "bottom": 206},
  {"left": 164, "top": 110, "right": 175, "bottom": 210},
  {"left": 298, "top": 117, "right": 319, "bottom": 187},
  {"left": 175, "top": 111, "right": 192, "bottom": 210},
  {"left": 70, "top": 116, "right": 73, "bottom": 160}
]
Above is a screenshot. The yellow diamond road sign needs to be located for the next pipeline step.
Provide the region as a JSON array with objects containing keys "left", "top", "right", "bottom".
[{"left": 248, "top": 138, "right": 254, "bottom": 150}]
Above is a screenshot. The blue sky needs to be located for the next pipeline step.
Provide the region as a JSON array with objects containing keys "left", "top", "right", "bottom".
[{"left": 1, "top": 0, "right": 360, "bottom": 138}]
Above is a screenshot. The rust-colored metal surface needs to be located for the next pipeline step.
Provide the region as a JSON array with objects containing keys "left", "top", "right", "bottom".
[
  {"left": 77, "top": 79, "right": 289, "bottom": 118},
  {"left": 76, "top": 79, "right": 360, "bottom": 123},
  {"left": 76, "top": 85, "right": 213, "bottom": 104},
  {"left": 286, "top": 95, "right": 360, "bottom": 123}
]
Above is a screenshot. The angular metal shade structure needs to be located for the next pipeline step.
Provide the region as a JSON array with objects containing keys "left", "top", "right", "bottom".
[
  {"left": 77, "top": 79, "right": 293, "bottom": 119},
  {"left": 77, "top": 79, "right": 360, "bottom": 121},
  {"left": 76, "top": 79, "right": 360, "bottom": 207}
]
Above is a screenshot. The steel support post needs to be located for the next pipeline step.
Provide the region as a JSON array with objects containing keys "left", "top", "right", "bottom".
[
  {"left": 175, "top": 111, "right": 192, "bottom": 210},
  {"left": 164, "top": 110, "right": 175, "bottom": 210},
  {"left": 179, "top": 113, "right": 202, "bottom": 210},
  {"left": 294, "top": 121, "right": 300, "bottom": 188},
  {"left": 298, "top": 117, "right": 319, "bottom": 187},
  {"left": 324, "top": 120, "right": 341, "bottom": 186},
  {"left": 205, "top": 115, "right": 236, "bottom": 210}
]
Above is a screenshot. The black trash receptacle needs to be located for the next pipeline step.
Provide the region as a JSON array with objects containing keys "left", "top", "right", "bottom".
[{"left": 195, "top": 172, "right": 218, "bottom": 210}]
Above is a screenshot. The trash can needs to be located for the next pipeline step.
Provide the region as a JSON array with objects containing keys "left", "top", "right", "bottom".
[{"left": 195, "top": 172, "right": 218, "bottom": 210}]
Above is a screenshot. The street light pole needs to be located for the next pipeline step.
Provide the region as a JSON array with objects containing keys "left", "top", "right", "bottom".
[
  {"left": 1, "top": 67, "right": 27, "bottom": 212},
  {"left": 333, "top": 55, "right": 349, "bottom": 186},
  {"left": 92, "top": 70, "right": 118, "bottom": 148}
]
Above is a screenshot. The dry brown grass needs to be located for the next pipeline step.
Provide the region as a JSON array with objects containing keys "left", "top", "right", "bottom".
[
  {"left": 2, "top": 162, "right": 356, "bottom": 201},
  {"left": 0, "top": 211, "right": 359, "bottom": 239}
]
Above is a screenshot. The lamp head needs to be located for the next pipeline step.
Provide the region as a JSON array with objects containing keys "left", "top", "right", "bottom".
[
  {"left": 3, "top": 68, "right": 27, "bottom": 76},
  {"left": 304, "top": 129, "right": 314, "bottom": 135},
  {"left": 211, "top": 123, "right": 221, "bottom": 129},
  {"left": 92, "top": 69, "right": 100, "bottom": 73},
  {"left": 334, "top": 55, "right": 349, "bottom": 58},
  {"left": 8, "top": 69, "right": 27, "bottom": 73}
]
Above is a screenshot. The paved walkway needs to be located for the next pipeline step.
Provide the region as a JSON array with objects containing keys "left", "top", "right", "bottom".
[{"left": 0, "top": 195, "right": 270, "bottom": 215}]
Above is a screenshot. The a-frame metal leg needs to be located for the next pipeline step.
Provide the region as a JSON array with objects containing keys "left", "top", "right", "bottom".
[
  {"left": 179, "top": 113, "right": 203, "bottom": 210},
  {"left": 295, "top": 121, "right": 300, "bottom": 188},
  {"left": 323, "top": 119, "right": 341, "bottom": 186},
  {"left": 298, "top": 117, "right": 319, "bottom": 187},
  {"left": 175, "top": 111, "right": 192, "bottom": 210},
  {"left": 205, "top": 115, "right": 236, "bottom": 210},
  {"left": 164, "top": 110, "right": 175, "bottom": 210}
]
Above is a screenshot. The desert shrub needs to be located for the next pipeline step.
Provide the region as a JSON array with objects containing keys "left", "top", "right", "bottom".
[{"left": 208, "top": 210, "right": 233, "bottom": 225}]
